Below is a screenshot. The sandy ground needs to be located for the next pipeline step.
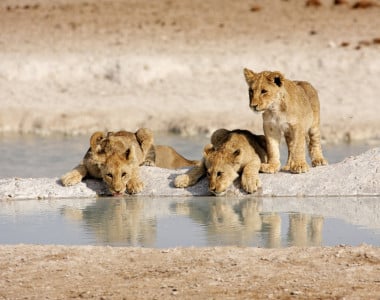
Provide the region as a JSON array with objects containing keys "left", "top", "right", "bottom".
[
  {"left": 1, "top": 244, "right": 380, "bottom": 299},
  {"left": 1, "top": 0, "right": 380, "bottom": 298},
  {"left": 0, "top": 0, "right": 380, "bottom": 142}
]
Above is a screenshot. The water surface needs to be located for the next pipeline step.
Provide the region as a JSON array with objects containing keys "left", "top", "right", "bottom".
[
  {"left": 1, "top": 196, "right": 379, "bottom": 248},
  {"left": 0, "top": 134, "right": 379, "bottom": 248},
  {"left": 0, "top": 133, "right": 377, "bottom": 178}
]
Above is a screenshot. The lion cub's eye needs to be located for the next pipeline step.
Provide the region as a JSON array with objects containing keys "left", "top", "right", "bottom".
[
  {"left": 248, "top": 88, "right": 253, "bottom": 99},
  {"left": 206, "top": 171, "right": 211, "bottom": 177},
  {"left": 216, "top": 171, "right": 223, "bottom": 177},
  {"left": 261, "top": 89, "right": 268, "bottom": 94},
  {"left": 121, "top": 172, "right": 127, "bottom": 177},
  {"left": 106, "top": 173, "right": 113, "bottom": 178}
]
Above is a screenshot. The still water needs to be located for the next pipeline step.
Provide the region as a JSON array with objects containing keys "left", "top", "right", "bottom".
[
  {"left": 0, "top": 134, "right": 379, "bottom": 248},
  {"left": 0, "top": 133, "right": 377, "bottom": 178},
  {"left": 1, "top": 196, "right": 379, "bottom": 248}
]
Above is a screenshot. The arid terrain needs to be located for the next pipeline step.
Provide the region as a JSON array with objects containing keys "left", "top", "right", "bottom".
[
  {"left": 0, "top": 0, "right": 380, "bottom": 142},
  {"left": 1, "top": 245, "right": 380, "bottom": 299},
  {"left": 1, "top": 0, "right": 380, "bottom": 298}
]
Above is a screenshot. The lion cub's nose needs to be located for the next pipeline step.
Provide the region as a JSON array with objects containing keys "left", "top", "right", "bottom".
[
  {"left": 113, "top": 188, "right": 123, "bottom": 195},
  {"left": 251, "top": 104, "right": 258, "bottom": 111}
]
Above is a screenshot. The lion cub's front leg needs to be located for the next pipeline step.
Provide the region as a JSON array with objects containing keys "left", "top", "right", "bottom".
[
  {"left": 241, "top": 158, "right": 262, "bottom": 193},
  {"left": 260, "top": 125, "right": 281, "bottom": 174},
  {"left": 126, "top": 169, "right": 144, "bottom": 194},
  {"left": 61, "top": 163, "right": 88, "bottom": 186},
  {"left": 174, "top": 161, "right": 206, "bottom": 188}
]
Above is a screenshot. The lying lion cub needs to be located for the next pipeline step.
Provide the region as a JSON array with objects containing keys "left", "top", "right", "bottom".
[
  {"left": 244, "top": 68, "right": 328, "bottom": 174},
  {"left": 174, "top": 129, "right": 267, "bottom": 196},
  {"left": 61, "top": 128, "right": 198, "bottom": 195}
]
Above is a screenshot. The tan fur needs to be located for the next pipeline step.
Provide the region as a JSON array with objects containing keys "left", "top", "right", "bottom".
[
  {"left": 152, "top": 145, "right": 198, "bottom": 169},
  {"left": 61, "top": 128, "right": 198, "bottom": 195},
  {"left": 100, "top": 147, "right": 143, "bottom": 196},
  {"left": 174, "top": 129, "right": 267, "bottom": 196},
  {"left": 244, "top": 68, "right": 328, "bottom": 174},
  {"left": 60, "top": 128, "right": 153, "bottom": 195}
]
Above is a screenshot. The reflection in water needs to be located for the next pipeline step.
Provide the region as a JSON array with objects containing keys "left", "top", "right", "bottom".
[
  {"left": 1, "top": 196, "right": 379, "bottom": 248},
  {"left": 173, "top": 198, "right": 283, "bottom": 247},
  {"left": 63, "top": 198, "right": 157, "bottom": 247},
  {"left": 60, "top": 197, "right": 325, "bottom": 248},
  {"left": 287, "top": 213, "right": 323, "bottom": 247}
]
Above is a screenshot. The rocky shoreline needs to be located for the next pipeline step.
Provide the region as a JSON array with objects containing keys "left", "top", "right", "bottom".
[{"left": 1, "top": 147, "right": 379, "bottom": 199}]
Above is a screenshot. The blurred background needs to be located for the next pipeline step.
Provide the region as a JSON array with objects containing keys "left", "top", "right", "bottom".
[{"left": 0, "top": 0, "right": 379, "bottom": 177}]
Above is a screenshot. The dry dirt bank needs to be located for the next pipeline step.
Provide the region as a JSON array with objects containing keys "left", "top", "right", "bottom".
[
  {"left": 1, "top": 244, "right": 380, "bottom": 299},
  {"left": 0, "top": 0, "right": 380, "bottom": 142}
]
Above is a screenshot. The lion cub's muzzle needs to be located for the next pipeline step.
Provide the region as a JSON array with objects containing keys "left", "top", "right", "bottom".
[
  {"left": 109, "top": 185, "right": 126, "bottom": 197},
  {"left": 250, "top": 104, "right": 263, "bottom": 113},
  {"left": 210, "top": 190, "right": 227, "bottom": 197},
  {"left": 208, "top": 186, "right": 227, "bottom": 197}
]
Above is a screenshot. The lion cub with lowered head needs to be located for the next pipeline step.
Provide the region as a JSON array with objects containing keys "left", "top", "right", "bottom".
[
  {"left": 61, "top": 128, "right": 198, "bottom": 196},
  {"left": 174, "top": 129, "right": 267, "bottom": 196},
  {"left": 243, "top": 68, "right": 328, "bottom": 174}
]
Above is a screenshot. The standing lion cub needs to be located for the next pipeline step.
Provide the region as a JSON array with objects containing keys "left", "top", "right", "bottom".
[{"left": 243, "top": 68, "right": 328, "bottom": 173}]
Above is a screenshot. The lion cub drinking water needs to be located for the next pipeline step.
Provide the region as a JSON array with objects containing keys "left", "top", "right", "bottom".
[
  {"left": 61, "top": 128, "right": 198, "bottom": 196},
  {"left": 243, "top": 68, "right": 328, "bottom": 174},
  {"left": 174, "top": 129, "right": 267, "bottom": 196}
]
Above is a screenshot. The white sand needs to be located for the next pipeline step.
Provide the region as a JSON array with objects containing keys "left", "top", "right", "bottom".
[{"left": 1, "top": 147, "right": 379, "bottom": 199}]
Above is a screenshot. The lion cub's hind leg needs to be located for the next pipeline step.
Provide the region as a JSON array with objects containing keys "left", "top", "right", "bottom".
[
  {"left": 281, "top": 131, "right": 293, "bottom": 172},
  {"left": 61, "top": 163, "right": 88, "bottom": 186},
  {"left": 308, "top": 126, "right": 328, "bottom": 167}
]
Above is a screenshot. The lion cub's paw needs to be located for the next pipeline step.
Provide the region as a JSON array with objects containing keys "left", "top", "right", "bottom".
[
  {"left": 311, "top": 157, "right": 328, "bottom": 167},
  {"left": 174, "top": 174, "right": 190, "bottom": 188},
  {"left": 141, "top": 159, "right": 156, "bottom": 167},
  {"left": 289, "top": 161, "right": 309, "bottom": 173},
  {"left": 241, "top": 175, "right": 261, "bottom": 194},
  {"left": 260, "top": 163, "right": 280, "bottom": 174},
  {"left": 61, "top": 171, "right": 82, "bottom": 186},
  {"left": 126, "top": 178, "right": 144, "bottom": 194}
]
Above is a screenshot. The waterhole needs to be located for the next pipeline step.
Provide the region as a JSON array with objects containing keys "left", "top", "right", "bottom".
[{"left": 0, "top": 134, "right": 379, "bottom": 248}]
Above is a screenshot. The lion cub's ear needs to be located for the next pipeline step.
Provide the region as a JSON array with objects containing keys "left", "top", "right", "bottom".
[
  {"left": 243, "top": 68, "right": 257, "bottom": 84},
  {"left": 90, "top": 131, "right": 106, "bottom": 152},
  {"left": 267, "top": 71, "right": 284, "bottom": 87},
  {"left": 233, "top": 149, "right": 241, "bottom": 157},
  {"left": 135, "top": 128, "right": 154, "bottom": 144},
  {"left": 210, "top": 128, "right": 230, "bottom": 147},
  {"left": 231, "top": 148, "right": 242, "bottom": 164},
  {"left": 109, "top": 138, "right": 127, "bottom": 154},
  {"left": 125, "top": 145, "right": 137, "bottom": 162},
  {"left": 203, "top": 144, "right": 215, "bottom": 157},
  {"left": 135, "top": 128, "right": 154, "bottom": 155}
]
